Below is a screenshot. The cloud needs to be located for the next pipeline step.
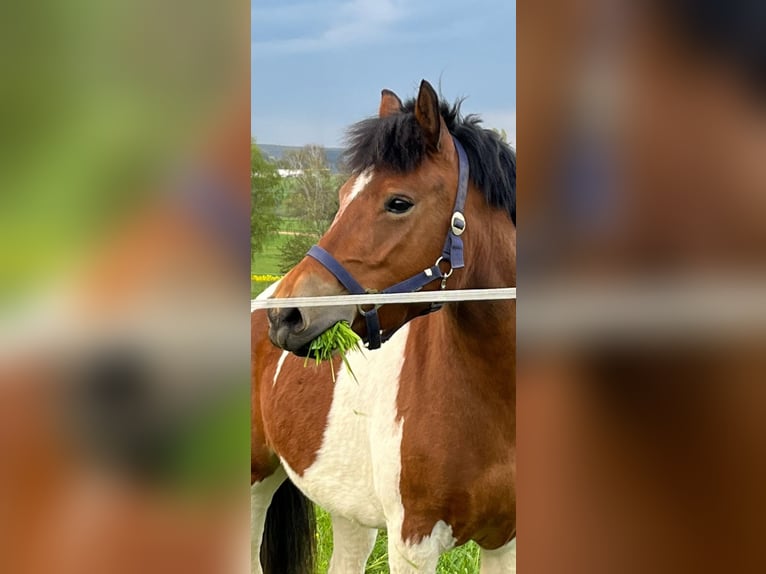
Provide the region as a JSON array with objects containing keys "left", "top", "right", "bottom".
[
  {"left": 324, "top": 0, "right": 403, "bottom": 42},
  {"left": 252, "top": 0, "right": 409, "bottom": 55},
  {"left": 251, "top": 1, "right": 331, "bottom": 24}
]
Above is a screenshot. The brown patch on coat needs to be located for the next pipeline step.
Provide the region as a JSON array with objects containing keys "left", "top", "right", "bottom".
[
  {"left": 251, "top": 309, "right": 340, "bottom": 479},
  {"left": 396, "top": 189, "right": 516, "bottom": 550},
  {"left": 251, "top": 310, "right": 279, "bottom": 483}
]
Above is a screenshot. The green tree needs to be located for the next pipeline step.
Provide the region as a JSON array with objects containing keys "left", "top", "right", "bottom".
[
  {"left": 278, "top": 234, "right": 316, "bottom": 274},
  {"left": 278, "top": 145, "right": 342, "bottom": 272},
  {"left": 280, "top": 145, "right": 340, "bottom": 235},
  {"left": 251, "top": 140, "right": 281, "bottom": 259}
]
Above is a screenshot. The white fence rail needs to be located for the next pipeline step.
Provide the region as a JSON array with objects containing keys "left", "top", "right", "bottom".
[
  {"left": 251, "top": 281, "right": 766, "bottom": 342},
  {"left": 250, "top": 288, "right": 517, "bottom": 312}
]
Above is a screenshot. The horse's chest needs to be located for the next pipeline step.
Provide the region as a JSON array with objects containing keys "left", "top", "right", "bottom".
[{"left": 277, "top": 326, "right": 411, "bottom": 529}]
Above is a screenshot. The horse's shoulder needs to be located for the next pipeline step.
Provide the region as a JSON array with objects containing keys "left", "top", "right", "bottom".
[
  {"left": 251, "top": 310, "right": 278, "bottom": 365},
  {"left": 251, "top": 309, "right": 281, "bottom": 480},
  {"left": 251, "top": 309, "right": 269, "bottom": 346}
]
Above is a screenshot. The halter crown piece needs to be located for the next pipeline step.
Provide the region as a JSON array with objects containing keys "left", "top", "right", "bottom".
[{"left": 307, "top": 136, "right": 469, "bottom": 350}]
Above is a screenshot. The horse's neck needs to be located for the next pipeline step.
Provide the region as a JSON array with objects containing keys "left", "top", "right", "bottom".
[
  {"left": 436, "top": 197, "right": 517, "bottom": 381},
  {"left": 461, "top": 193, "right": 516, "bottom": 290},
  {"left": 437, "top": 300, "right": 516, "bottom": 371}
]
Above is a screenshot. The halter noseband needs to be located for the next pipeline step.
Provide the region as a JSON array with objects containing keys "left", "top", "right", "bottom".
[{"left": 306, "top": 136, "right": 470, "bottom": 350}]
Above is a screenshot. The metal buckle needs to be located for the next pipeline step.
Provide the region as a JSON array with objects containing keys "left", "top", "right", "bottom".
[
  {"left": 434, "top": 256, "right": 454, "bottom": 290},
  {"left": 450, "top": 212, "right": 466, "bottom": 236}
]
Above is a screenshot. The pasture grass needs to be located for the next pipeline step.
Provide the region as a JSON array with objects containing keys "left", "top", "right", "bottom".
[
  {"left": 315, "top": 507, "right": 481, "bottom": 573},
  {"left": 252, "top": 233, "right": 287, "bottom": 276},
  {"left": 252, "top": 281, "right": 272, "bottom": 298},
  {"left": 252, "top": 233, "right": 286, "bottom": 298}
]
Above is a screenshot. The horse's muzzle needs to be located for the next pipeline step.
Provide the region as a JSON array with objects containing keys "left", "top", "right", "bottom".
[
  {"left": 267, "top": 304, "right": 356, "bottom": 355},
  {"left": 267, "top": 307, "right": 308, "bottom": 348}
]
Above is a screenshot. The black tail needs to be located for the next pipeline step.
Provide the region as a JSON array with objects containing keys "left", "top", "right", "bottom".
[{"left": 260, "top": 479, "right": 317, "bottom": 574}]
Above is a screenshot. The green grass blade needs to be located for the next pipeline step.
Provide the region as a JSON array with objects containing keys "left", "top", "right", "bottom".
[{"left": 301, "top": 321, "right": 362, "bottom": 382}]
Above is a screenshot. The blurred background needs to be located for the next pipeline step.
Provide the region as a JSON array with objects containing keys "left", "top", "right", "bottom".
[
  {"left": 0, "top": 1, "right": 250, "bottom": 572},
  {"left": 4, "top": 0, "right": 766, "bottom": 571},
  {"left": 518, "top": 0, "right": 766, "bottom": 572}
]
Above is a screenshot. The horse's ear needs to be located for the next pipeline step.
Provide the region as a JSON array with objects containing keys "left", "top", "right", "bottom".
[
  {"left": 379, "top": 89, "right": 403, "bottom": 118},
  {"left": 414, "top": 79, "right": 442, "bottom": 151}
]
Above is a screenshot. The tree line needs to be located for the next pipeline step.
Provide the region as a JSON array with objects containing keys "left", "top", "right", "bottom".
[
  {"left": 251, "top": 140, "right": 344, "bottom": 273},
  {"left": 252, "top": 127, "right": 509, "bottom": 274}
]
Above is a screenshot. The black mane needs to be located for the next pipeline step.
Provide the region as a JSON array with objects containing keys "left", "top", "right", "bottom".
[{"left": 343, "top": 97, "right": 516, "bottom": 225}]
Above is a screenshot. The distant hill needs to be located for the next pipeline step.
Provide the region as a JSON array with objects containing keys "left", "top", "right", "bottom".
[{"left": 257, "top": 144, "right": 344, "bottom": 173}]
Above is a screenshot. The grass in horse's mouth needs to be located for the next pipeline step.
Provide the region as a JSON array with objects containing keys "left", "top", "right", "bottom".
[{"left": 303, "top": 321, "right": 362, "bottom": 382}]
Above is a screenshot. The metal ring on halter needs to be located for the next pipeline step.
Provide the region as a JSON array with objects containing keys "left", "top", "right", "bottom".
[
  {"left": 434, "top": 256, "right": 454, "bottom": 290},
  {"left": 434, "top": 256, "right": 454, "bottom": 279},
  {"left": 358, "top": 288, "right": 382, "bottom": 315}
]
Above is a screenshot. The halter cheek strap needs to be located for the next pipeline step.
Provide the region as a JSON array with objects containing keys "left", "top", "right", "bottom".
[{"left": 306, "top": 136, "right": 470, "bottom": 350}]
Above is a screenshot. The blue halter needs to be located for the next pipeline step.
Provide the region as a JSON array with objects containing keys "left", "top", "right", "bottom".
[{"left": 306, "top": 136, "right": 469, "bottom": 350}]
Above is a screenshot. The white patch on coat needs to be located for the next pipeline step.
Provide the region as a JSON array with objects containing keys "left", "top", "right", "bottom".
[
  {"left": 387, "top": 520, "right": 458, "bottom": 572},
  {"left": 272, "top": 350, "right": 289, "bottom": 386},
  {"left": 278, "top": 320, "right": 461, "bottom": 571},
  {"left": 348, "top": 168, "right": 373, "bottom": 203},
  {"left": 480, "top": 538, "right": 517, "bottom": 574},
  {"left": 280, "top": 322, "right": 408, "bottom": 528},
  {"left": 330, "top": 168, "right": 374, "bottom": 229}
]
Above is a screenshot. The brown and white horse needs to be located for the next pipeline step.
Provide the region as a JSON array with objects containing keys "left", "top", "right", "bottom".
[{"left": 252, "top": 80, "right": 516, "bottom": 574}]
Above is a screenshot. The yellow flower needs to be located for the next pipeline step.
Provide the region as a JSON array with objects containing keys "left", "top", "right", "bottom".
[{"left": 251, "top": 274, "right": 283, "bottom": 282}]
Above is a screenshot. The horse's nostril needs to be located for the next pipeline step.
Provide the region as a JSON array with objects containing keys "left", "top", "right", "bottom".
[
  {"left": 267, "top": 306, "right": 306, "bottom": 332},
  {"left": 281, "top": 307, "right": 306, "bottom": 333}
]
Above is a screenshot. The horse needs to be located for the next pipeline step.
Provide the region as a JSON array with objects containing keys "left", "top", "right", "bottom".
[{"left": 251, "top": 79, "right": 516, "bottom": 573}]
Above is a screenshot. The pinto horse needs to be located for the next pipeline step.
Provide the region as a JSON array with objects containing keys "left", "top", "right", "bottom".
[{"left": 252, "top": 80, "right": 516, "bottom": 574}]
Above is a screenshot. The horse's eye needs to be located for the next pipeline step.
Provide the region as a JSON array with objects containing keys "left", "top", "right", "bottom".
[{"left": 385, "top": 197, "right": 414, "bottom": 214}]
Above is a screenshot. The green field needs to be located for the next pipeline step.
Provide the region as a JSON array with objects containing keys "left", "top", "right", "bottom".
[
  {"left": 252, "top": 233, "right": 286, "bottom": 298},
  {"left": 252, "top": 233, "right": 287, "bottom": 276},
  {"left": 316, "top": 507, "right": 481, "bottom": 573}
]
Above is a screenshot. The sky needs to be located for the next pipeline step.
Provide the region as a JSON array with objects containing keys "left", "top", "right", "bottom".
[{"left": 251, "top": 0, "right": 515, "bottom": 148}]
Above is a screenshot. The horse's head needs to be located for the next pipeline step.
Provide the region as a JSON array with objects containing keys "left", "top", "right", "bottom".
[{"left": 268, "top": 80, "right": 516, "bottom": 355}]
